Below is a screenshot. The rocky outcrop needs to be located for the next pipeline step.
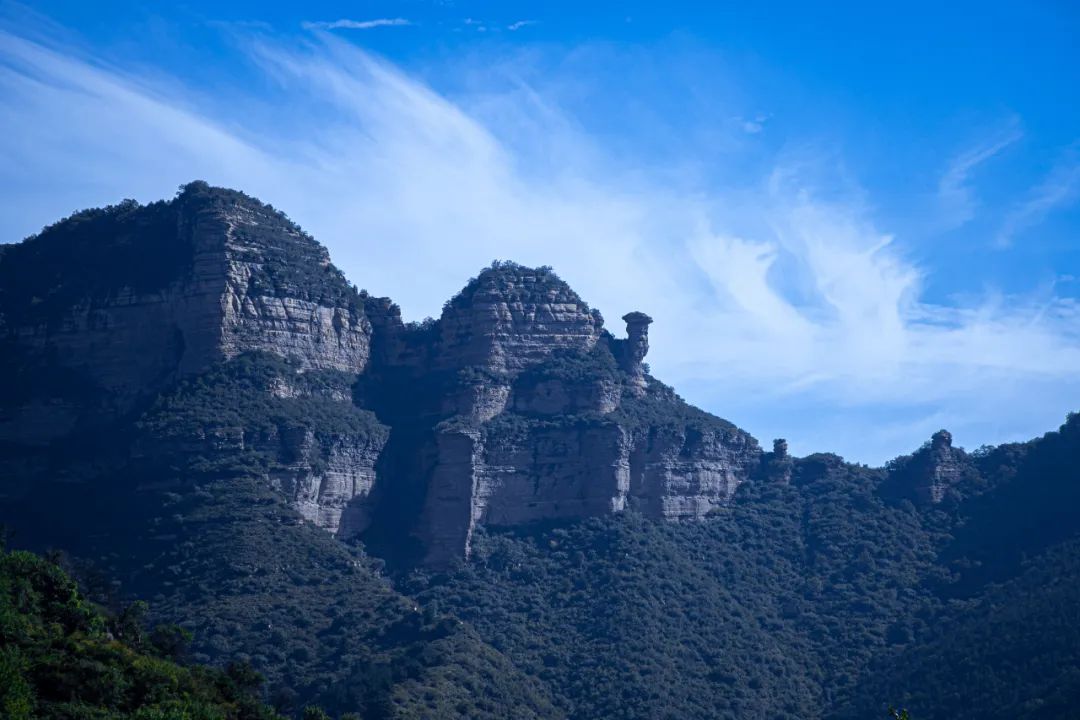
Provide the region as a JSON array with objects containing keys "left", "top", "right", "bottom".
[
  {"left": 417, "top": 428, "right": 485, "bottom": 566},
  {"left": 913, "top": 430, "right": 967, "bottom": 504},
  {"left": 479, "top": 422, "right": 633, "bottom": 523},
  {"left": 625, "top": 422, "right": 759, "bottom": 518},
  {"left": 130, "top": 356, "right": 390, "bottom": 539},
  {"left": 511, "top": 374, "right": 620, "bottom": 416},
  {"left": 618, "top": 312, "right": 653, "bottom": 394},
  {"left": 264, "top": 427, "right": 386, "bottom": 538},
  {"left": 435, "top": 263, "right": 604, "bottom": 375},
  {"left": 762, "top": 438, "right": 794, "bottom": 484},
  {"left": 407, "top": 264, "right": 763, "bottom": 563},
  {"left": 444, "top": 382, "right": 511, "bottom": 422},
  {"left": 418, "top": 407, "right": 762, "bottom": 564},
  {"left": 420, "top": 420, "right": 633, "bottom": 565},
  {"left": 416, "top": 347, "right": 762, "bottom": 564},
  {"left": 199, "top": 200, "right": 371, "bottom": 374},
  {"left": 0, "top": 183, "right": 372, "bottom": 442},
  {"left": 2, "top": 286, "right": 193, "bottom": 424},
  {"left": 887, "top": 429, "right": 976, "bottom": 505}
]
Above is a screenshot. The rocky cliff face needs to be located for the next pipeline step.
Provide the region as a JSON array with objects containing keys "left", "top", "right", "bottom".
[
  {"left": 623, "top": 419, "right": 759, "bottom": 518},
  {"left": 0, "top": 184, "right": 764, "bottom": 564},
  {"left": 410, "top": 265, "right": 761, "bottom": 563},
  {"left": 0, "top": 183, "right": 371, "bottom": 442},
  {"left": 260, "top": 425, "right": 385, "bottom": 538},
  {"left": 886, "top": 429, "right": 978, "bottom": 505},
  {"left": 128, "top": 353, "right": 389, "bottom": 540},
  {"left": 194, "top": 197, "right": 371, "bottom": 375},
  {"left": 420, "top": 407, "right": 761, "bottom": 564},
  {"left": 436, "top": 263, "right": 605, "bottom": 375},
  {"left": 419, "top": 420, "right": 634, "bottom": 565}
]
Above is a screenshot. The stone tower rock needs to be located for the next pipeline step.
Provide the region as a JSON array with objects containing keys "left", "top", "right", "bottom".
[
  {"left": 920, "top": 429, "right": 963, "bottom": 504},
  {"left": 763, "top": 438, "right": 793, "bottom": 484},
  {"left": 887, "top": 428, "right": 974, "bottom": 505},
  {"left": 620, "top": 311, "right": 653, "bottom": 393}
]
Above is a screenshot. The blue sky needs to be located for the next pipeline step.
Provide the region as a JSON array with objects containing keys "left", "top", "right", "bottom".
[{"left": 2, "top": 0, "right": 1079, "bottom": 463}]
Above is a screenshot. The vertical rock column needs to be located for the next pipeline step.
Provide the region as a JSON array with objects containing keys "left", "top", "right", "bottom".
[
  {"left": 764, "top": 438, "right": 793, "bottom": 484},
  {"left": 919, "top": 429, "right": 963, "bottom": 504},
  {"left": 620, "top": 312, "right": 653, "bottom": 395}
]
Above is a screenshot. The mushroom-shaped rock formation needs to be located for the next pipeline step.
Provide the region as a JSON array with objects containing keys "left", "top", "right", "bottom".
[{"left": 619, "top": 311, "right": 653, "bottom": 393}]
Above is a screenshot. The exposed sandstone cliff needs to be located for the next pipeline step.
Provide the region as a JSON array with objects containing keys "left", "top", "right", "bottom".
[
  {"left": 411, "top": 264, "right": 761, "bottom": 564},
  {"left": 198, "top": 198, "right": 371, "bottom": 375},
  {"left": 0, "top": 182, "right": 371, "bottom": 440},
  {"left": 131, "top": 353, "right": 389, "bottom": 539},
  {"left": 0, "top": 185, "right": 764, "bottom": 564},
  {"left": 436, "top": 262, "right": 604, "bottom": 375},
  {"left": 417, "top": 394, "right": 761, "bottom": 564}
]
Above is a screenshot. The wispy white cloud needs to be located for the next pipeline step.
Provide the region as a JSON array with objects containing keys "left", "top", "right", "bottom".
[
  {"left": 937, "top": 119, "right": 1022, "bottom": 229},
  {"left": 301, "top": 18, "right": 411, "bottom": 31},
  {"left": 1, "top": 26, "right": 1078, "bottom": 463},
  {"left": 995, "top": 146, "right": 1080, "bottom": 247},
  {"left": 737, "top": 113, "right": 769, "bottom": 134},
  {"left": 508, "top": 20, "right": 538, "bottom": 31}
]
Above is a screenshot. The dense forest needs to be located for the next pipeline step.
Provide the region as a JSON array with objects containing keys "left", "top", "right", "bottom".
[
  {"left": 0, "top": 543, "right": 290, "bottom": 719},
  {"left": 5, "top": 406, "right": 1076, "bottom": 718},
  {"left": 405, "top": 418, "right": 1080, "bottom": 720}
]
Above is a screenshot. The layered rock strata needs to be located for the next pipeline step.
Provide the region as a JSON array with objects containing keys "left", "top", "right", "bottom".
[
  {"left": 0, "top": 182, "right": 371, "bottom": 437},
  {"left": 436, "top": 263, "right": 605, "bottom": 375},
  {"left": 263, "top": 426, "right": 386, "bottom": 538},
  {"left": 415, "top": 276, "right": 761, "bottom": 563},
  {"left": 0, "top": 184, "right": 767, "bottom": 563}
]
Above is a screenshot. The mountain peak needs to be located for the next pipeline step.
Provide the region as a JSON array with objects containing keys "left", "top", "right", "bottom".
[
  {"left": 437, "top": 260, "right": 605, "bottom": 374},
  {"left": 0, "top": 184, "right": 371, "bottom": 439},
  {"left": 443, "top": 260, "right": 595, "bottom": 315}
]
